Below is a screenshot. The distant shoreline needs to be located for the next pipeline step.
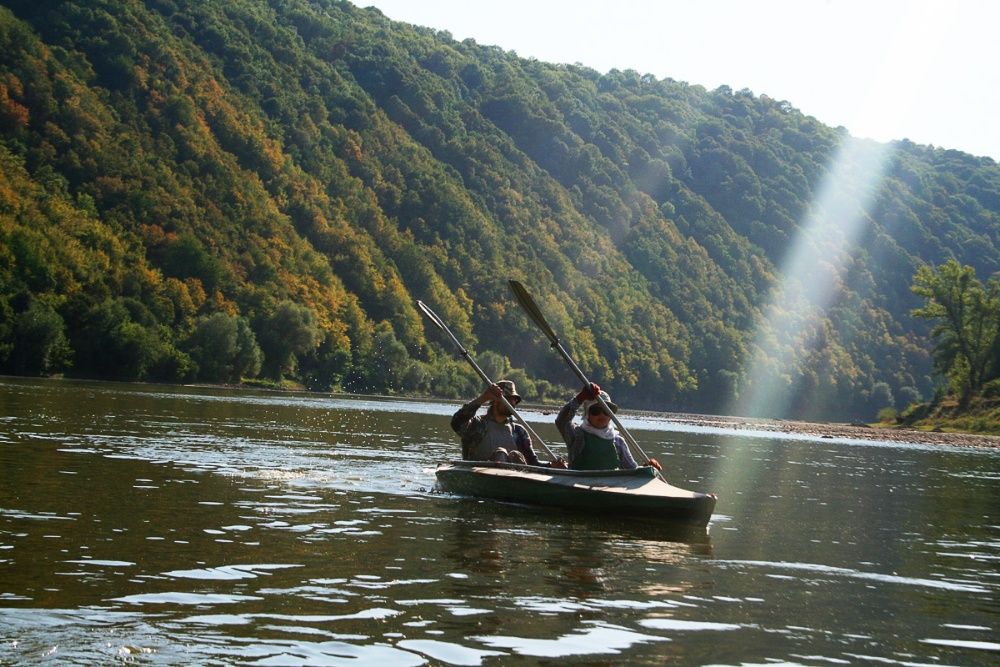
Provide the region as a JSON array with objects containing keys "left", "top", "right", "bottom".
[
  {"left": 637, "top": 411, "right": 1000, "bottom": 450},
  {"left": 4, "top": 375, "right": 997, "bottom": 449}
]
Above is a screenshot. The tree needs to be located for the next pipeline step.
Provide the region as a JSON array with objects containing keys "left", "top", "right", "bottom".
[
  {"left": 256, "top": 301, "right": 322, "bottom": 380},
  {"left": 184, "top": 312, "right": 261, "bottom": 383},
  {"left": 896, "top": 386, "right": 922, "bottom": 411},
  {"left": 477, "top": 350, "right": 510, "bottom": 383},
  {"left": 362, "top": 321, "right": 410, "bottom": 393},
  {"left": 911, "top": 260, "right": 1000, "bottom": 401},
  {"left": 299, "top": 332, "right": 350, "bottom": 391},
  {"left": 869, "top": 381, "right": 894, "bottom": 419},
  {"left": 162, "top": 234, "right": 225, "bottom": 291},
  {"left": 8, "top": 300, "right": 72, "bottom": 375},
  {"left": 70, "top": 299, "right": 155, "bottom": 380},
  {"left": 232, "top": 317, "right": 263, "bottom": 381}
]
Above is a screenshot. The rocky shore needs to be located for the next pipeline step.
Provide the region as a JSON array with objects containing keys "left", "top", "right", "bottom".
[{"left": 652, "top": 412, "right": 1000, "bottom": 450}]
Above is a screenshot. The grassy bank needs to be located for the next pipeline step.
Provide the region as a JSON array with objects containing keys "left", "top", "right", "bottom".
[{"left": 895, "top": 395, "right": 1000, "bottom": 435}]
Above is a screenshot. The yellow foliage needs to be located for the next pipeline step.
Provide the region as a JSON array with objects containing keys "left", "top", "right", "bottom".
[
  {"left": 183, "top": 277, "right": 207, "bottom": 311},
  {"left": 164, "top": 277, "right": 197, "bottom": 321},
  {"left": 0, "top": 80, "right": 30, "bottom": 129},
  {"left": 212, "top": 290, "right": 237, "bottom": 316},
  {"left": 143, "top": 267, "right": 162, "bottom": 288}
]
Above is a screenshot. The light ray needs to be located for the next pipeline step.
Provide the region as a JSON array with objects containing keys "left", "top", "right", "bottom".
[
  {"left": 734, "top": 136, "right": 893, "bottom": 419},
  {"left": 710, "top": 2, "right": 946, "bottom": 514}
]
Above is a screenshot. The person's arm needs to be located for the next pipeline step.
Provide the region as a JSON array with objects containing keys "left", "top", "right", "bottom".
[
  {"left": 557, "top": 383, "right": 601, "bottom": 444},
  {"left": 452, "top": 384, "right": 506, "bottom": 435},
  {"left": 615, "top": 435, "right": 638, "bottom": 469},
  {"left": 513, "top": 425, "right": 541, "bottom": 466},
  {"left": 554, "top": 398, "right": 580, "bottom": 445},
  {"left": 452, "top": 391, "right": 494, "bottom": 460},
  {"left": 451, "top": 399, "right": 483, "bottom": 435}
]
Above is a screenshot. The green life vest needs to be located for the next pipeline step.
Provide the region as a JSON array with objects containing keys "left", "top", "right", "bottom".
[{"left": 574, "top": 431, "right": 620, "bottom": 470}]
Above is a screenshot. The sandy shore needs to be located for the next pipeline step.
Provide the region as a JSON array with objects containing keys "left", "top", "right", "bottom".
[{"left": 647, "top": 412, "right": 1000, "bottom": 450}]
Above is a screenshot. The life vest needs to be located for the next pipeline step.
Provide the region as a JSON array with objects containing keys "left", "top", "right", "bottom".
[{"left": 573, "top": 431, "right": 620, "bottom": 470}]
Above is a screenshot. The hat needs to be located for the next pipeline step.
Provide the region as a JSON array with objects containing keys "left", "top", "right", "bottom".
[
  {"left": 495, "top": 380, "right": 522, "bottom": 404},
  {"left": 584, "top": 390, "right": 618, "bottom": 415}
]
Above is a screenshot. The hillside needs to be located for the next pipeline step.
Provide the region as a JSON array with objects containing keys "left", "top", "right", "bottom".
[{"left": 1, "top": 0, "right": 999, "bottom": 420}]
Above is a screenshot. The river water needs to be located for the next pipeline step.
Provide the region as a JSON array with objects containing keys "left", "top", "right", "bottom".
[{"left": 0, "top": 377, "right": 997, "bottom": 665}]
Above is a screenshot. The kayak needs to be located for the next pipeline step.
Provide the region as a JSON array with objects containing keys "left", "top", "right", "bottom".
[{"left": 435, "top": 461, "right": 717, "bottom": 526}]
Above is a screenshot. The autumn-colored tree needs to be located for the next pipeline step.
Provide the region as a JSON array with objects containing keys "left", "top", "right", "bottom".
[{"left": 0, "top": 0, "right": 996, "bottom": 421}]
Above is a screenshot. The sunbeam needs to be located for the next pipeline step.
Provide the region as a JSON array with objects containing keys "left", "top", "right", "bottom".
[
  {"left": 707, "top": 2, "right": 951, "bottom": 522},
  {"left": 734, "top": 136, "right": 894, "bottom": 420},
  {"left": 730, "top": 0, "right": 940, "bottom": 421},
  {"left": 708, "top": 136, "right": 893, "bottom": 531}
]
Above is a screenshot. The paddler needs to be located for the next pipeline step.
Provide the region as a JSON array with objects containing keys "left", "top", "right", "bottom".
[
  {"left": 556, "top": 382, "right": 662, "bottom": 471},
  {"left": 451, "top": 380, "right": 566, "bottom": 467}
]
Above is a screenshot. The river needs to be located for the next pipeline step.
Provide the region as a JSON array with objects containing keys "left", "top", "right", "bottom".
[{"left": 0, "top": 377, "right": 997, "bottom": 665}]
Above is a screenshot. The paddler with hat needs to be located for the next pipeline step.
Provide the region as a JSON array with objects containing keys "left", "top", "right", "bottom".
[
  {"left": 556, "top": 382, "right": 662, "bottom": 471},
  {"left": 451, "top": 380, "right": 566, "bottom": 467}
]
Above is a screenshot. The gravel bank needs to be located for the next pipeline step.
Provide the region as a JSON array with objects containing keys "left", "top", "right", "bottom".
[{"left": 650, "top": 412, "right": 1000, "bottom": 449}]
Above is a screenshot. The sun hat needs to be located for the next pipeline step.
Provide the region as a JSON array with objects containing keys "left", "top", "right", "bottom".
[
  {"left": 495, "top": 379, "right": 522, "bottom": 404},
  {"left": 583, "top": 389, "right": 618, "bottom": 415}
]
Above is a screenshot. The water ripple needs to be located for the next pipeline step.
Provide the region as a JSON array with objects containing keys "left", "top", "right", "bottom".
[{"left": 716, "top": 560, "right": 990, "bottom": 593}]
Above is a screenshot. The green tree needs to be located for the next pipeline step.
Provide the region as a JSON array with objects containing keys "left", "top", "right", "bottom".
[
  {"left": 184, "top": 312, "right": 261, "bottom": 383},
  {"left": 400, "top": 359, "right": 432, "bottom": 394},
  {"left": 257, "top": 301, "right": 322, "bottom": 380},
  {"left": 897, "top": 386, "right": 923, "bottom": 411},
  {"left": 299, "top": 333, "right": 350, "bottom": 391},
  {"left": 162, "top": 235, "right": 225, "bottom": 291},
  {"left": 70, "top": 299, "right": 153, "bottom": 380},
  {"left": 911, "top": 259, "right": 1000, "bottom": 401},
  {"left": 8, "top": 300, "right": 73, "bottom": 375},
  {"left": 869, "top": 381, "right": 894, "bottom": 418},
  {"left": 477, "top": 350, "right": 511, "bottom": 383},
  {"left": 233, "top": 317, "right": 263, "bottom": 381},
  {"left": 362, "top": 321, "right": 411, "bottom": 393}
]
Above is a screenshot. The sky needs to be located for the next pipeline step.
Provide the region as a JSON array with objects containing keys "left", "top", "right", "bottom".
[{"left": 352, "top": 0, "right": 999, "bottom": 161}]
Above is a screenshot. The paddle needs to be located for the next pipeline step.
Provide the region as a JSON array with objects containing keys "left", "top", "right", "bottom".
[
  {"left": 507, "top": 279, "right": 654, "bottom": 467},
  {"left": 416, "top": 299, "right": 559, "bottom": 463}
]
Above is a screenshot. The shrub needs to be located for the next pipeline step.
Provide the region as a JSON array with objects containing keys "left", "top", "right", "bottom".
[
  {"left": 256, "top": 301, "right": 321, "bottom": 381},
  {"left": 900, "top": 402, "right": 931, "bottom": 422},
  {"left": 981, "top": 379, "right": 1000, "bottom": 398},
  {"left": 876, "top": 407, "right": 898, "bottom": 423}
]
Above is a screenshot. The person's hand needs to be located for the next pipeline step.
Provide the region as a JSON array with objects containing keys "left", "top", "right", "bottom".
[
  {"left": 647, "top": 458, "right": 662, "bottom": 471},
  {"left": 550, "top": 457, "right": 568, "bottom": 469},
  {"left": 478, "top": 383, "right": 502, "bottom": 404},
  {"left": 575, "top": 382, "right": 600, "bottom": 403}
]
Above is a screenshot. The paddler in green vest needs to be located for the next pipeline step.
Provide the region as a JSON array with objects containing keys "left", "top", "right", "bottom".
[{"left": 555, "top": 382, "right": 662, "bottom": 471}]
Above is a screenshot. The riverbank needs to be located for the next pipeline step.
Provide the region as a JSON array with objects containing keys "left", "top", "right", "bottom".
[{"left": 650, "top": 411, "right": 1000, "bottom": 449}]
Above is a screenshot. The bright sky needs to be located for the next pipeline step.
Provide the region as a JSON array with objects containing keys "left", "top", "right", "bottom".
[{"left": 353, "top": 0, "right": 999, "bottom": 161}]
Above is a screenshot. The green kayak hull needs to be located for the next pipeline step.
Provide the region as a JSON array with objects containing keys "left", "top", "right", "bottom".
[{"left": 435, "top": 461, "right": 716, "bottom": 526}]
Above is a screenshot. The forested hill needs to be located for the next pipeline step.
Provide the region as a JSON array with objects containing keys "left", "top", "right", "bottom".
[{"left": 1, "top": 0, "right": 998, "bottom": 420}]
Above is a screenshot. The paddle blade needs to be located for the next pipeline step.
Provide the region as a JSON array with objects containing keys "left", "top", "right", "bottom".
[
  {"left": 416, "top": 300, "right": 445, "bottom": 332},
  {"left": 508, "top": 280, "right": 560, "bottom": 344}
]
